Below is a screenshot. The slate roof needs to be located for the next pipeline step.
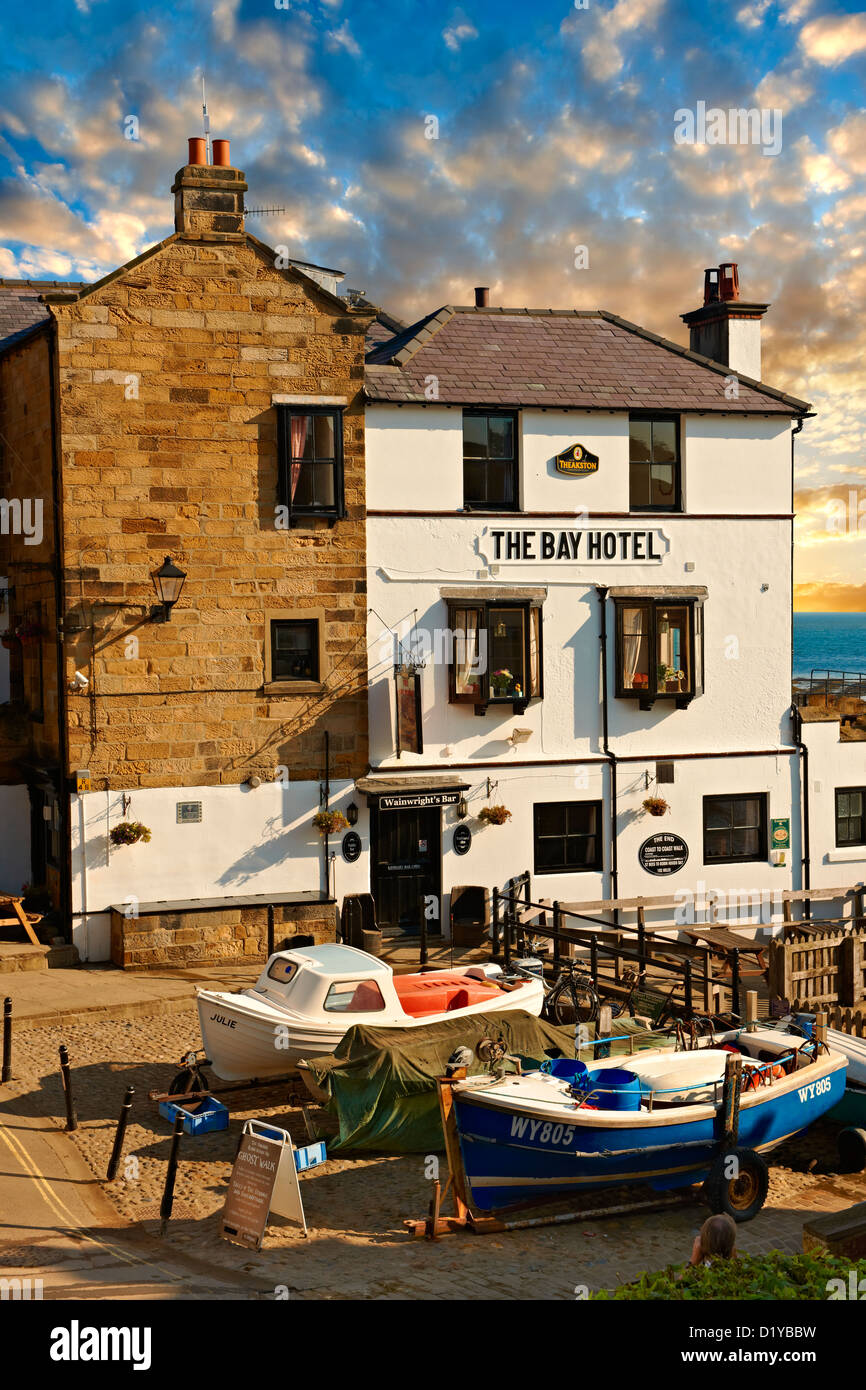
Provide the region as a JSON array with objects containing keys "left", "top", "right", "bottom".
[
  {"left": 364, "top": 305, "right": 811, "bottom": 415},
  {"left": 0, "top": 280, "right": 86, "bottom": 350}
]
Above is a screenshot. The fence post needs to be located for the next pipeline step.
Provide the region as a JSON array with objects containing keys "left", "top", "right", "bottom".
[
  {"left": 492, "top": 887, "right": 500, "bottom": 960},
  {"left": 768, "top": 937, "right": 788, "bottom": 1006},
  {"left": 683, "top": 959, "right": 693, "bottom": 1019},
  {"left": 2, "top": 997, "right": 11, "bottom": 1084},
  {"left": 703, "top": 946, "right": 711, "bottom": 1013},
  {"left": 745, "top": 990, "right": 759, "bottom": 1032},
  {"left": 590, "top": 933, "right": 598, "bottom": 985},
  {"left": 722, "top": 1054, "right": 743, "bottom": 1148},
  {"left": 840, "top": 934, "right": 862, "bottom": 1006},
  {"left": 552, "top": 902, "right": 562, "bottom": 972},
  {"left": 730, "top": 949, "right": 741, "bottom": 1019}
]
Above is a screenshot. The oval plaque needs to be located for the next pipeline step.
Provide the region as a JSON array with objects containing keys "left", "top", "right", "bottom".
[
  {"left": 453, "top": 824, "right": 472, "bottom": 856},
  {"left": 638, "top": 832, "right": 688, "bottom": 877},
  {"left": 341, "top": 831, "right": 362, "bottom": 864}
]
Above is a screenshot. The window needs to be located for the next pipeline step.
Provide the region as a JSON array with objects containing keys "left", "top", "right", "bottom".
[
  {"left": 835, "top": 788, "right": 866, "bottom": 847},
  {"left": 266, "top": 958, "right": 299, "bottom": 985},
  {"left": 323, "top": 979, "right": 386, "bottom": 1012},
  {"left": 703, "top": 794, "right": 767, "bottom": 864},
  {"left": 534, "top": 801, "right": 603, "bottom": 874},
  {"left": 463, "top": 410, "right": 518, "bottom": 509},
  {"left": 448, "top": 599, "right": 542, "bottom": 712},
  {"left": 614, "top": 598, "right": 702, "bottom": 709},
  {"left": 271, "top": 619, "right": 319, "bottom": 682},
  {"left": 629, "top": 414, "right": 681, "bottom": 512},
  {"left": 277, "top": 405, "right": 344, "bottom": 521}
]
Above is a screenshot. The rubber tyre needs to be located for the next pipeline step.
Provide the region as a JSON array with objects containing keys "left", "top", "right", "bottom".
[
  {"left": 169, "top": 1067, "right": 209, "bottom": 1097},
  {"left": 703, "top": 1146, "right": 769, "bottom": 1223},
  {"left": 837, "top": 1127, "right": 866, "bottom": 1174}
]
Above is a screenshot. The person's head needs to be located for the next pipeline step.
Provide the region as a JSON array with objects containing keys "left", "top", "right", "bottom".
[{"left": 698, "top": 1214, "right": 737, "bottom": 1261}]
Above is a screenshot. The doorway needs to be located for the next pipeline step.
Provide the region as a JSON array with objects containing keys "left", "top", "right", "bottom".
[{"left": 372, "top": 803, "right": 442, "bottom": 936}]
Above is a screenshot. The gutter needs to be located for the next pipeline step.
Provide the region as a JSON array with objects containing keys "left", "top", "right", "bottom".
[
  {"left": 47, "top": 320, "right": 73, "bottom": 939},
  {"left": 596, "top": 586, "right": 619, "bottom": 922},
  {"left": 790, "top": 416, "right": 810, "bottom": 918}
]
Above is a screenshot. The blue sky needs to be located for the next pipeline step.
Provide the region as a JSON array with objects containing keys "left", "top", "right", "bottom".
[{"left": 2, "top": 0, "right": 866, "bottom": 602}]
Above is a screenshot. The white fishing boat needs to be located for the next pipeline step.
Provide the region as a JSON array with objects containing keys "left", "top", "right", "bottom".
[{"left": 196, "top": 943, "right": 544, "bottom": 1080}]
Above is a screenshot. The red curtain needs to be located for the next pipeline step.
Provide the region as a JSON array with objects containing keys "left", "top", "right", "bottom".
[{"left": 290, "top": 416, "right": 308, "bottom": 500}]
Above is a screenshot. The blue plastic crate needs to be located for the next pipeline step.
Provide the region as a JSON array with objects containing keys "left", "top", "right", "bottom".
[{"left": 159, "top": 1094, "right": 229, "bottom": 1136}]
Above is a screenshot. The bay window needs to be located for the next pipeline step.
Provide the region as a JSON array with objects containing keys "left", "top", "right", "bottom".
[
  {"left": 277, "top": 405, "right": 344, "bottom": 522},
  {"left": 615, "top": 597, "right": 702, "bottom": 709},
  {"left": 448, "top": 599, "right": 542, "bottom": 713}
]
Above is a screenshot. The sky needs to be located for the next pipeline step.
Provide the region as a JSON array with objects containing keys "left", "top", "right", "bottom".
[{"left": 1, "top": 0, "right": 865, "bottom": 608}]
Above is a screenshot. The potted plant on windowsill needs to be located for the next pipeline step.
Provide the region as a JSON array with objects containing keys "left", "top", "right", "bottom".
[
  {"left": 312, "top": 809, "right": 350, "bottom": 836},
  {"left": 478, "top": 804, "right": 512, "bottom": 826},
  {"left": 110, "top": 821, "right": 152, "bottom": 848},
  {"left": 490, "top": 669, "right": 514, "bottom": 698},
  {"left": 642, "top": 796, "right": 669, "bottom": 818}
]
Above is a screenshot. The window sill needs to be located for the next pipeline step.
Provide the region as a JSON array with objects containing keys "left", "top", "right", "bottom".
[
  {"left": 826, "top": 846, "right": 866, "bottom": 864},
  {"left": 625, "top": 692, "right": 696, "bottom": 712},
  {"left": 470, "top": 699, "right": 534, "bottom": 716},
  {"left": 263, "top": 680, "right": 325, "bottom": 697}
]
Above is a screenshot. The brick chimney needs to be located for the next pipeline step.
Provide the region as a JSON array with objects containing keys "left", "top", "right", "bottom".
[
  {"left": 172, "top": 137, "right": 248, "bottom": 242},
  {"left": 680, "top": 263, "right": 769, "bottom": 381}
]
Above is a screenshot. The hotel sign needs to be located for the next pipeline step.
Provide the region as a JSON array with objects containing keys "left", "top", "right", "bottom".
[
  {"left": 379, "top": 790, "right": 461, "bottom": 810},
  {"left": 555, "top": 442, "right": 599, "bottom": 476},
  {"left": 482, "top": 527, "right": 668, "bottom": 565}
]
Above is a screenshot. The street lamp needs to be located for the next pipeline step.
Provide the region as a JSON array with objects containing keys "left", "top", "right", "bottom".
[{"left": 150, "top": 556, "right": 187, "bottom": 623}]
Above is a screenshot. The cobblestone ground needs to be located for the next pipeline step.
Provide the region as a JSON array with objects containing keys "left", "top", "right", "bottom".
[{"left": 4, "top": 1009, "right": 866, "bottom": 1300}]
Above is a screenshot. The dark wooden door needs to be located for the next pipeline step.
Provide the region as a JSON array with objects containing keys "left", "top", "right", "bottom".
[{"left": 373, "top": 805, "right": 441, "bottom": 935}]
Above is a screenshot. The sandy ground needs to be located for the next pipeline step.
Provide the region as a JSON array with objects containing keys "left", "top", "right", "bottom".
[{"left": 3, "top": 1007, "right": 866, "bottom": 1299}]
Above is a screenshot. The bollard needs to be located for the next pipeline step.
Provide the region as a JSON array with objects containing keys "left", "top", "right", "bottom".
[
  {"left": 2, "top": 997, "right": 11, "bottom": 1084},
  {"left": 59, "top": 1044, "right": 78, "bottom": 1132},
  {"left": 107, "top": 1085, "right": 135, "bottom": 1181},
  {"left": 159, "top": 1111, "right": 185, "bottom": 1236}
]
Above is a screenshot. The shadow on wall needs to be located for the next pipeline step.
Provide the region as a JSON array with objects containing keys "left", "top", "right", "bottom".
[{"left": 214, "top": 815, "right": 323, "bottom": 889}]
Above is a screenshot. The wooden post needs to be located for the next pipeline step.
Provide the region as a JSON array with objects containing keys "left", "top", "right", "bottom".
[
  {"left": 721, "top": 1053, "right": 743, "bottom": 1148},
  {"left": 595, "top": 1004, "right": 612, "bottom": 1061},
  {"left": 783, "top": 898, "right": 792, "bottom": 937},
  {"left": 730, "top": 949, "right": 741, "bottom": 1018},
  {"left": 840, "top": 934, "right": 862, "bottom": 1006},
  {"left": 703, "top": 946, "right": 711, "bottom": 1013},
  {"left": 815, "top": 1010, "right": 828, "bottom": 1049},
  {"left": 437, "top": 1079, "right": 469, "bottom": 1225},
  {"left": 745, "top": 990, "right": 759, "bottom": 1032}
]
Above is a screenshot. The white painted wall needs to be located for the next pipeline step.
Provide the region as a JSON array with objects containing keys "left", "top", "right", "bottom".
[
  {"left": 800, "top": 717, "right": 866, "bottom": 897},
  {"left": 70, "top": 778, "right": 371, "bottom": 961},
  {"left": 0, "top": 784, "right": 30, "bottom": 891}
]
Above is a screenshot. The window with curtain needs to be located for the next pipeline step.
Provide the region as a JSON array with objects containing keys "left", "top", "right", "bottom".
[
  {"left": 614, "top": 597, "right": 702, "bottom": 707},
  {"left": 277, "top": 405, "right": 344, "bottom": 520},
  {"left": 629, "top": 415, "right": 681, "bottom": 512},
  {"left": 448, "top": 600, "right": 543, "bottom": 709},
  {"left": 463, "top": 411, "right": 518, "bottom": 509}
]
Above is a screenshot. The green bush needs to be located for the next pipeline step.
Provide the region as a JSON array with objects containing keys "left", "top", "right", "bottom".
[{"left": 593, "top": 1250, "right": 866, "bottom": 1301}]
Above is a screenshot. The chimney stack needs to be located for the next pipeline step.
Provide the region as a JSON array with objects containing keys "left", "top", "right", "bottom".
[
  {"left": 172, "top": 138, "right": 247, "bottom": 241},
  {"left": 681, "top": 263, "right": 768, "bottom": 381},
  {"left": 474, "top": 286, "right": 489, "bottom": 308}
]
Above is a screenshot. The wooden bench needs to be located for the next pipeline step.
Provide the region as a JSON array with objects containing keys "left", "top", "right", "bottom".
[
  {"left": 803, "top": 1201, "right": 866, "bottom": 1259},
  {"left": 681, "top": 926, "right": 768, "bottom": 978},
  {"left": 0, "top": 893, "right": 41, "bottom": 947}
]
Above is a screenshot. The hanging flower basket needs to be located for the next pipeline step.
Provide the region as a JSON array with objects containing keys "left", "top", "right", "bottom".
[
  {"left": 478, "top": 804, "right": 512, "bottom": 826},
  {"left": 642, "top": 797, "right": 669, "bottom": 818},
  {"left": 16, "top": 621, "right": 43, "bottom": 646},
  {"left": 109, "top": 821, "right": 152, "bottom": 848},
  {"left": 0, "top": 630, "right": 18, "bottom": 650},
  {"left": 312, "top": 810, "right": 350, "bottom": 836}
]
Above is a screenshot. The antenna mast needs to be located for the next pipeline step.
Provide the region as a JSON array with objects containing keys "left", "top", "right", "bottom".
[{"left": 201, "top": 75, "right": 211, "bottom": 164}]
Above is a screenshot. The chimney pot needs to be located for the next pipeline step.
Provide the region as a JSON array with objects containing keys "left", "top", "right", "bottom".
[
  {"left": 703, "top": 268, "right": 720, "bottom": 305},
  {"left": 719, "top": 261, "right": 740, "bottom": 301},
  {"left": 474, "top": 286, "right": 489, "bottom": 308},
  {"left": 187, "top": 137, "right": 207, "bottom": 166},
  {"left": 212, "top": 139, "right": 231, "bottom": 168}
]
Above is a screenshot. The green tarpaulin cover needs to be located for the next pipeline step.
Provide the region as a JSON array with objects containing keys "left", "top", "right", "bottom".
[{"left": 302, "top": 1009, "right": 671, "bottom": 1153}]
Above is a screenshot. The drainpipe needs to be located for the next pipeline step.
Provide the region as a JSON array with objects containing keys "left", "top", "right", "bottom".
[
  {"left": 596, "top": 586, "right": 619, "bottom": 922},
  {"left": 790, "top": 417, "right": 810, "bottom": 920},
  {"left": 47, "top": 323, "right": 73, "bottom": 942}
]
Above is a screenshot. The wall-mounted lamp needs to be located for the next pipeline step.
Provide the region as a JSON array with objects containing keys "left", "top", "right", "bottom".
[
  {"left": 150, "top": 555, "right": 187, "bottom": 623},
  {"left": 346, "top": 801, "right": 359, "bottom": 826},
  {"left": 456, "top": 796, "right": 468, "bottom": 819}
]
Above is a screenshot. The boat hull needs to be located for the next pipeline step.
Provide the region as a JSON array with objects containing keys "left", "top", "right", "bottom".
[
  {"left": 829, "top": 1084, "right": 866, "bottom": 1128},
  {"left": 197, "top": 977, "right": 545, "bottom": 1081},
  {"left": 453, "top": 1054, "right": 847, "bottom": 1211}
]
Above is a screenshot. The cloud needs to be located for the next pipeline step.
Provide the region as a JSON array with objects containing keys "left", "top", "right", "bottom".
[
  {"left": 794, "top": 582, "right": 866, "bottom": 611},
  {"left": 737, "top": 1, "right": 771, "bottom": 31},
  {"left": 443, "top": 21, "right": 478, "bottom": 52},
  {"left": 799, "top": 12, "right": 866, "bottom": 66},
  {"left": 326, "top": 20, "right": 360, "bottom": 57},
  {"left": 565, "top": 0, "right": 666, "bottom": 83}
]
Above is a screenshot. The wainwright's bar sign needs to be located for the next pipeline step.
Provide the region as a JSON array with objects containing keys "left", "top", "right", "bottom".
[{"left": 482, "top": 527, "right": 669, "bottom": 564}]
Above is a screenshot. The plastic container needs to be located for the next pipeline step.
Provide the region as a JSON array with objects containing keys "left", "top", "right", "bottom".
[
  {"left": 511, "top": 957, "right": 544, "bottom": 979},
  {"left": 159, "top": 1094, "right": 229, "bottom": 1136},
  {"left": 543, "top": 1058, "right": 590, "bottom": 1085},
  {"left": 585, "top": 1067, "right": 642, "bottom": 1112}
]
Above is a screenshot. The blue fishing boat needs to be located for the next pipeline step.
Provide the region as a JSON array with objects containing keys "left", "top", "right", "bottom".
[{"left": 451, "top": 1026, "right": 847, "bottom": 1221}]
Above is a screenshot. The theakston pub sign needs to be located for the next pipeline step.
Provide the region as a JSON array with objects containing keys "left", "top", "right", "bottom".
[
  {"left": 481, "top": 526, "right": 669, "bottom": 565},
  {"left": 555, "top": 442, "right": 599, "bottom": 475}
]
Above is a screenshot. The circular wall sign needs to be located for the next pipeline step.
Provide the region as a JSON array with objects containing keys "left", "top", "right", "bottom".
[
  {"left": 453, "top": 824, "right": 472, "bottom": 856},
  {"left": 341, "top": 831, "right": 362, "bottom": 864},
  {"left": 638, "top": 832, "right": 689, "bottom": 876}
]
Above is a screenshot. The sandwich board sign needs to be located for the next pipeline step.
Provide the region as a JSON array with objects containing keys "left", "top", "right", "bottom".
[{"left": 221, "top": 1120, "right": 307, "bottom": 1248}]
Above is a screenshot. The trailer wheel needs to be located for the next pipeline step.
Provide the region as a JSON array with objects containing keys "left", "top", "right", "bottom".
[
  {"left": 168, "top": 1065, "right": 210, "bottom": 1097},
  {"left": 703, "top": 1147, "right": 769, "bottom": 1223},
  {"left": 837, "top": 1127, "right": 866, "bottom": 1174}
]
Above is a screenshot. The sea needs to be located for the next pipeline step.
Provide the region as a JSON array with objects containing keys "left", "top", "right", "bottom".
[{"left": 793, "top": 612, "right": 866, "bottom": 679}]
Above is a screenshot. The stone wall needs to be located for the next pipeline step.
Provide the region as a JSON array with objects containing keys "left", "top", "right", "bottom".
[
  {"left": 48, "top": 231, "right": 369, "bottom": 789},
  {"left": 110, "top": 900, "right": 338, "bottom": 969}
]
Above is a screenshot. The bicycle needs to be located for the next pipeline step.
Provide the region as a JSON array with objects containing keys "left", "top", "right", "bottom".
[{"left": 541, "top": 962, "right": 629, "bottom": 1026}]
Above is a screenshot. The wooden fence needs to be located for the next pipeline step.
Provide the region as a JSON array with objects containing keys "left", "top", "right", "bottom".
[
  {"left": 826, "top": 1004, "right": 866, "bottom": 1037},
  {"left": 768, "top": 930, "right": 866, "bottom": 1009}
]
